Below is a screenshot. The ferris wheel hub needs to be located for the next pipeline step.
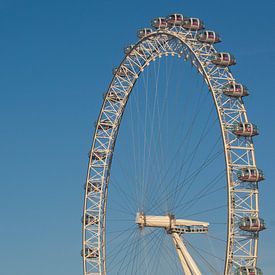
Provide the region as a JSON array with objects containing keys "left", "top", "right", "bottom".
[
  {"left": 135, "top": 212, "right": 209, "bottom": 234},
  {"left": 135, "top": 212, "right": 206, "bottom": 275}
]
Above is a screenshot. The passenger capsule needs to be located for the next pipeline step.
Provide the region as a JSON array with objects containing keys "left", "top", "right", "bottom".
[
  {"left": 237, "top": 167, "right": 264, "bottom": 182},
  {"left": 223, "top": 83, "right": 249, "bottom": 97},
  {"left": 212, "top": 52, "right": 236, "bottom": 66},
  {"left": 107, "top": 91, "right": 124, "bottom": 103},
  {"left": 239, "top": 216, "right": 266, "bottom": 232},
  {"left": 182, "top": 18, "right": 205, "bottom": 31},
  {"left": 197, "top": 30, "right": 221, "bottom": 43},
  {"left": 82, "top": 214, "right": 99, "bottom": 225},
  {"left": 234, "top": 266, "right": 263, "bottom": 275},
  {"left": 86, "top": 181, "right": 101, "bottom": 193},
  {"left": 81, "top": 248, "right": 99, "bottom": 259},
  {"left": 137, "top": 28, "right": 153, "bottom": 39},
  {"left": 98, "top": 119, "right": 113, "bottom": 130},
  {"left": 166, "top": 14, "right": 184, "bottom": 26},
  {"left": 151, "top": 17, "right": 168, "bottom": 29},
  {"left": 91, "top": 151, "right": 107, "bottom": 161},
  {"left": 232, "top": 122, "right": 259, "bottom": 137}
]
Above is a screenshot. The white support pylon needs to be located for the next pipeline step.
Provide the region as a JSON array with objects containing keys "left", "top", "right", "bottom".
[{"left": 172, "top": 232, "right": 202, "bottom": 275}]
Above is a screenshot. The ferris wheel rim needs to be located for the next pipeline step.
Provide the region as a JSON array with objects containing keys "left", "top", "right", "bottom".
[{"left": 82, "top": 25, "right": 263, "bottom": 275}]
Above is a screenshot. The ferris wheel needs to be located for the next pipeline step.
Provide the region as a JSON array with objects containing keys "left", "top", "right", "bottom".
[{"left": 82, "top": 13, "right": 265, "bottom": 275}]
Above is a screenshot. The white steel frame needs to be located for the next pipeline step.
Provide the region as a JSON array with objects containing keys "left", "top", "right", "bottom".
[{"left": 82, "top": 23, "right": 262, "bottom": 275}]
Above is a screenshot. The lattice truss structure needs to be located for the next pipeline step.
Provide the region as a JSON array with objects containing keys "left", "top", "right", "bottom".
[{"left": 82, "top": 21, "right": 264, "bottom": 275}]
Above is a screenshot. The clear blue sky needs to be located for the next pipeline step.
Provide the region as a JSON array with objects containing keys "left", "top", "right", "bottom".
[{"left": 0, "top": 0, "right": 274, "bottom": 274}]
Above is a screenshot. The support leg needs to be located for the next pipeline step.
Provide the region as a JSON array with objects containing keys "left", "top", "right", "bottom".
[{"left": 171, "top": 233, "right": 202, "bottom": 275}]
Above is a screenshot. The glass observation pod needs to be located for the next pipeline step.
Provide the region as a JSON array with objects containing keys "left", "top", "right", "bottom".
[
  {"left": 151, "top": 17, "right": 168, "bottom": 29},
  {"left": 137, "top": 28, "right": 153, "bottom": 39},
  {"left": 166, "top": 14, "right": 184, "bottom": 26},
  {"left": 223, "top": 82, "right": 249, "bottom": 97},
  {"left": 107, "top": 91, "right": 124, "bottom": 103},
  {"left": 211, "top": 52, "right": 236, "bottom": 66},
  {"left": 239, "top": 216, "right": 266, "bottom": 232},
  {"left": 182, "top": 18, "right": 205, "bottom": 31},
  {"left": 82, "top": 214, "right": 99, "bottom": 225},
  {"left": 81, "top": 248, "right": 99, "bottom": 259},
  {"left": 234, "top": 266, "right": 263, "bottom": 275},
  {"left": 237, "top": 167, "right": 264, "bottom": 182},
  {"left": 197, "top": 30, "right": 221, "bottom": 43},
  {"left": 86, "top": 181, "right": 101, "bottom": 193},
  {"left": 98, "top": 119, "right": 113, "bottom": 130},
  {"left": 91, "top": 150, "right": 107, "bottom": 161},
  {"left": 232, "top": 122, "right": 259, "bottom": 137}
]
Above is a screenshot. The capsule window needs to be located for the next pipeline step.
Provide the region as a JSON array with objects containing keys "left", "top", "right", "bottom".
[
  {"left": 223, "top": 54, "right": 229, "bottom": 61},
  {"left": 208, "top": 32, "right": 214, "bottom": 38}
]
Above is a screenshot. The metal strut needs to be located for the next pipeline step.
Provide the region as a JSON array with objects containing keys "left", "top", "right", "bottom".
[{"left": 171, "top": 232, "right": 201, "bottom": 275}]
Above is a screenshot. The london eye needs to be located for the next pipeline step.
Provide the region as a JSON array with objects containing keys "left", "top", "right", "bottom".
[{"left": 82, "top": 13, "right": 265, "bottom": 275}]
